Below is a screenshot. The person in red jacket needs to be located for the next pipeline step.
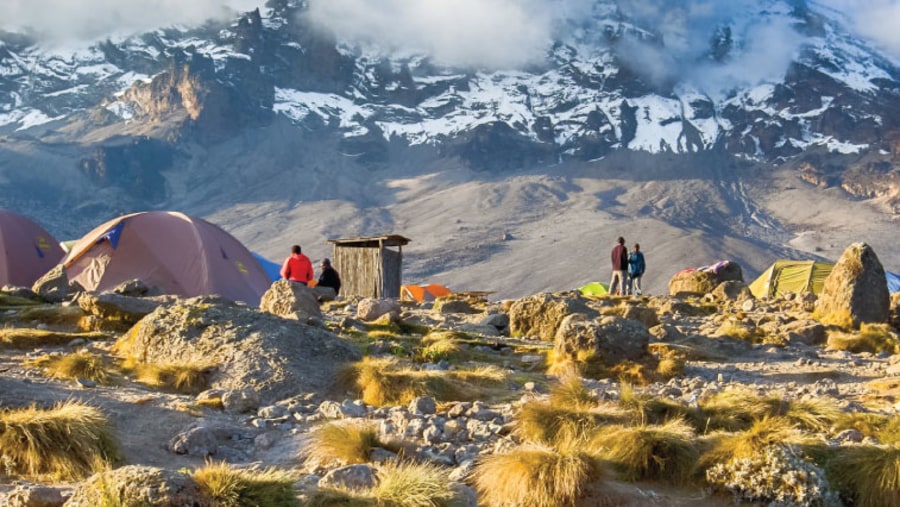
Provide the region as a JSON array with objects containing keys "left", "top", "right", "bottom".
[
  {"left": 280, "top": 245, "right": 314, "bottom": 285},
  {"left": 609, "top": 236, "right": 628, "bottom": 295}
]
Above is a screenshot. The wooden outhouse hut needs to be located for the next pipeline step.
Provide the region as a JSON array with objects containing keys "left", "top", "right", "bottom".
[{"left": 328, "top": 235, "right": 411, "bottom": 298}]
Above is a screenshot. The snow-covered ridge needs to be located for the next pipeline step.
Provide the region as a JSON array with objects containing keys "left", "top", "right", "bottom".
[{"left": 0, "top": 0, "right": 897, "bottom": 162}]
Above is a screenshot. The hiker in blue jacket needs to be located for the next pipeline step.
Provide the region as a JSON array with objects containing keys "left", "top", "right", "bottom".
[{"left": 627, "top": 243, "right": 646, "bottom": 296}]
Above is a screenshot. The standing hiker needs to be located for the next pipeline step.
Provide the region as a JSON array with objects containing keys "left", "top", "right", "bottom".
[
  {"left": 627, "top": 243, "right": 646, "bottom": 296},
  {"left": 609, "top": 236, "right": 628, "bottom": 295}
]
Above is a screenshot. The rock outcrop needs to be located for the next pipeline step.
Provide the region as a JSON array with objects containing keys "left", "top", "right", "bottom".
[
  {"left": 508, "top": 292, "right": 597, "bottom": 341},
  {"left": 668, "top": 261, "right": 744, "bottom": 296},
  {"left": 554, "top": 314, "right": 650, "bottom": 364},
  {"left": 64, "top": 466, "right": 204, "bottom": 507},
  {"left": 815, "top": 243, "right": 890, "bottom": 328},
  {"left": 31, "top": 265, "right": 69, "bottom": 303},
  {"left": 119, "top": 296, "right": 359, "bottom": 404},
  {"left": 259, "top": 280, "right": 322, "bottom": 322}
]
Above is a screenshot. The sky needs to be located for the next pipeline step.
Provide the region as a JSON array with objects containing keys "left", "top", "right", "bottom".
[{"left": 0, "top": 0, "right": 897, "bottom": 71}]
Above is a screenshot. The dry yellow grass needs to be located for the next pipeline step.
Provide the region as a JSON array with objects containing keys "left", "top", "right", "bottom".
[
  {"left": 827, "top": 323, "right": 900, "bottom": 354},
  {"left": 24, "top": 351, "right": 111, "bottom": 383},
  {"left": 338, "top": 357, "right": 508, "bottom": 406},
  {"left": 697, "top": 417, "right": 804, "bottom": 473},
  {"left": 515, "top": 401, "right": 628, "bottom": 446},
  {"left": 814, "top": 308, "right": 856, "bottom": 330},
  {"left": 124, "top": 359, "right": 215, "bottom": 394},
  {"left": 0, "top": 401, "right": 118, "bottom": 480},
  {"left": 304, "top": 421, "right": 382, "bottom": 465},
  {"left": 192, "top": 461, "right": 298, "bottom": 507},
  {"left": 825, "top": 445, "right": 900, "bottom": 507},
  {"left": 473, "top": 444, "right": 602, "bottom": 507},
  {"left": 0, "top": 328, "right": 109, "bottom": 348},
  {"left": 371, "top": 461, "right": 457, "bottom": 507},
  {"left": 546, "top": 349, "right": 609, "bottom": 379},
  {"left": 695, "top": 388, "right": 840, "bottom": 433},
  {"left": 591, "top": 419, "right": 698, "bottom": 483}
]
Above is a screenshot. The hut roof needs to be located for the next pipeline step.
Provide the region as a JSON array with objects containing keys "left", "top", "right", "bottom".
[{"left": 328, "top": 235, "right": 411, "bottom": 248}]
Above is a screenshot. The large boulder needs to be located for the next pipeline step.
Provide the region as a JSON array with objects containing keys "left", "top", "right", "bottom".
[
  {"left": 509, "top": 292, "right": 597, "bottom": 341},
  {"left": 554, "top": 314, "right": 650, "bottom": 364},
  {"left": 118, "top": 296, "right": 360, "bottom": 404},
  {"left": 259, "top": 280, "right": 322, "bottom": 322},
  {"left": 76, "top": 292, "right": 171, "bottom": 326},
  {"left": 891, "top": 293, "right": 900, "bottom": 330},
  {"left": 668, "top": 261, "right": 743, "bottom": 296},
  {"left": 2, "top": 484, "right": 69, "bottom": 507},
  {"left": 356, "top": 298, "right": 401, "bottom": 322},
  {"left": 64, "top": 466, "right": 204, "bottom": 507},
  {"left": 32, "top": 264, "right": 69, "bottom": 303},
  {"left": 815, "top": 243, "right": 890, "bottom": 328}
]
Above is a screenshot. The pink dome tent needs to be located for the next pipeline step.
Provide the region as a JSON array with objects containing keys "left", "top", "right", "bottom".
[
  {"left": 63, "top": 211, "right": 271, "bottom": 306},
  {"left": 0, "top": 209, "right": 65, "bottom": 287}
]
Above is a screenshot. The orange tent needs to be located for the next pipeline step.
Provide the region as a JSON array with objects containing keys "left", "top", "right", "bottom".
[
  {"left": 63, "top": 211, "right": 271, "bottom": 305},
  {"left": 401, "top": 283, "right": 452, "bottom": 302},
  {"left": 0, "top": 209, "right": 65, "bottom": 287}
]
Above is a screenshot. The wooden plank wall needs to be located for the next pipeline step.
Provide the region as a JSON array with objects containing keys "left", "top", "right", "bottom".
[
  {"left": 333, "top": 246, "right": 382, "bottom": 298},
  {"left": 332, "top": 245, "right": 403, "bottom": 298},
  {"left": 382, "top": 248, "right": 402, "bottom": 298}
]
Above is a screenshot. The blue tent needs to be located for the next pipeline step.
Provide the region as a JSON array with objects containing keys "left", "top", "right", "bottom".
[
  {"left": 888, "top": 271, "right": 900, "bottom": 294},
  {"left": 253, "top": 252, "right": 281, "bottom": 282}
]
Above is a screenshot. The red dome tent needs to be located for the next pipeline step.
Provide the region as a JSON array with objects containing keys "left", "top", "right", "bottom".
[
  {"left": 63, "top": 211, "right": 270, "bottom": 306},
  {"left": 0, "top": 209, "right": 65, "bottom": 287}
]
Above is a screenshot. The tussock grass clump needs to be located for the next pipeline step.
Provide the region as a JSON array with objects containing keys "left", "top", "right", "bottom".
[
  {"left": 0, "top": 328, "right": 109, "bottom": 348},
  {"left": 716, "top": 319, "right": 758, "bottom": 342},
  {"left": 591, "top": 419, "right": 698, "bottom": 483},
  {"left": 814, "top": 308, "right": 856, "bottom": 330},
  {"left": 656, "top": 357, "right": 685, "bottom": 379},
  {"left": 0, "top": 401, "right": 118, "bottom": 480},
  {"left": 25, "top": 351, "right": 111, "bottom": 383},
  {"left": 305, "top": 421, "right": 382, "bottom": 465},
  {"left": 515, "top": 401, "right": 627, "bottom": 446},
  {"left": 124, "top": 359, "right": 215, "bottom": 394},
  {"left": 418, "top": 336, "right": 462, "bottom": 363},
  {"left": 548, "top": 374, "right": 595, "bottom": 410},
  {"left": 617, "top": 385, "right": 694, "bottom": 426},
  {"left": 473, "top": 444, "right": 602, "bottom": 507},
  {"left": 833, "top": 412, "right": 889, "bottom": 440},
  {"left": 371, "top": 461, "right": 457, "bottom": 507},
  {"left": 338, "top": 357, "right": 508, "bottom": 406},
  {"left": 697, "top": 417, "right": 804, "bottom": 473},
  {"left": 192, "top": 461, "right": 298, "bottom": 507},
  {"left": 697, "top": 388, "right": 840, "bottom": 433},
  {"left": 825, "top": 445, "right": 900, "bottom": 507},
  {"left": 546, "top": 349, "right": 609, "bottom": 379},
  {"left": 305, "top": 489, "right": 374, "bottom": 506},
  {"left": 827, "top": 323, "right": 900, "bottom": 354}
]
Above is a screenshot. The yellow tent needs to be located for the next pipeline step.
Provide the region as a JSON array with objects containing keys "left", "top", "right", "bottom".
[{"left": 748, "top": 260, "right": 834, "bottom": 299}]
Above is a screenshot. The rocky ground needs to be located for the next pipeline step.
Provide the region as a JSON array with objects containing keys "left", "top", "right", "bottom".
[{"left": 1, "top": 249, "right": 899, "bottom": 506}]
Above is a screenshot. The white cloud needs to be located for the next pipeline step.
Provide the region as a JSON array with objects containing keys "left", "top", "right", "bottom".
[
  {"left": 305, "top": 0, "right": 553, "bottom": 70},
  {"left": 820, "top": 0, "right": 900, "bottom": 61},
  {"left": 0, "top": 0, "right": 263, "bottom": 45}
]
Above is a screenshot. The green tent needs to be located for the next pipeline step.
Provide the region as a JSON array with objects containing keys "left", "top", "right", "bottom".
[
  {"left": 748, "top": 260, "right": 834, "bottom": 299},
  {"left": 579, "top": 281, "right": 609, "bottom": 296}
]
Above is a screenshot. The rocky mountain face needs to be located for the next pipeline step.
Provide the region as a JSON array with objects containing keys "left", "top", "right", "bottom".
[{"left": 0, "top": 0, "right": 898, "bottom": 292}]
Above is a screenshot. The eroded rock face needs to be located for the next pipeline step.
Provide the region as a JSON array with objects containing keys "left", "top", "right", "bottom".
[
  {"left": 815, "top": 243, "right": 890, "bottom": 328},
  {"left": 554, "top": 314, "right": 650, "bottom": 363},
  {"left": 259, "top": 280, "right": 322, "bottom": 322},
  {"left": 121, "top": 296, "right": 359, "bottom": 404},
  {"left": 508, "top": 292, "right": 596, "bottom": 341},
  {"left": 76, "top": 292, "right": 171, "bottom": 326},
  {"left": 32, "top": 264, "right": 69, "bottom": 303},
  {"left": 64, "top": 466, "right": 204, "bottom": 507}
]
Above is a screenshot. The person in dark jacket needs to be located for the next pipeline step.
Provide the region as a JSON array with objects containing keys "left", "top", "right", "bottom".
[
  {"left": 609, "top": 236, "right": 628, "bottom": 295},
  {"left": 317, "top": 258, "right": 341, "bottom": 295},
  {"left": 627, "top": 243, "right": 646, "bottom": 296}
]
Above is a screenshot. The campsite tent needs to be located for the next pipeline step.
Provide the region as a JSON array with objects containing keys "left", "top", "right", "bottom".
[
  {"left": 63, "top": 211, "right": 271, "bottom": 305},
  {"left": 401, "top": 283, "right": 452, "bottom": 302},
  {"left": 888, "top": 271, "right": 900, "bottom": 294},
  {"left": 579, "top": 281, "right": 609, "bottom": 296},
  {"left": 748, "top": 260, "right": 834, "bottom": 299},
  {"left": 252, "top": 252, "right": 281, "bottom": 283},
  {"left": 0, "top": 209, "right": 65, "bottom": 287}
]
